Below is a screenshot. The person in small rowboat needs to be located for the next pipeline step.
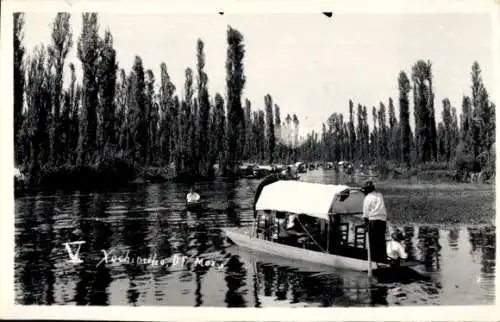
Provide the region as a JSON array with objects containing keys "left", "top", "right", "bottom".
[
  {"left": 186, "top": 185, "right": 201, "bottom": 203},
  {"left": 386, "top": 229, "right": 408, "bottom": 267},
  {"left": 361, "top": 180, "right": 388, "bottom": 263}
]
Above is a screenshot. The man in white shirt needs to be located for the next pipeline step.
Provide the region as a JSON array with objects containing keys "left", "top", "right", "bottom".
[
  {"left": 387, "top": 230, "right": 407, "bottom": 266},
  {"left": 186, "top": 186, "right": 201, "bottom": 203},
  {"left": 362, "top": 180, "right": 388, "bottom": 263}
]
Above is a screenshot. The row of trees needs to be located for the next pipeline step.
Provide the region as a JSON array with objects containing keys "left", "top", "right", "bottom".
[
  {"left": 297, "top": 61, "right": 495, "bottom": 178},
  {"left": 14, "top": 13, "right": 304, "bottom": 185},
  {"left": 14, "top": 13, "right": 495, "bottom": 187}
]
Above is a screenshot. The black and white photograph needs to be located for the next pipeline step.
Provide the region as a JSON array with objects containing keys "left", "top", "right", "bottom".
[{"left": 1, "top": 0, "right": 498, "bottom": 320}]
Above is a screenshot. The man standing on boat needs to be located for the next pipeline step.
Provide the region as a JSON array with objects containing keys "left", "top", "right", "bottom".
[{"left": 361, "top": 180, "right": 388, "bottom": 263}]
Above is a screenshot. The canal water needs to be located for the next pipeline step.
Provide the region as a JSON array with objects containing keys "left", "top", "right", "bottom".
[{"left": 14, "top": 169, "right": 496, "bottom": 306}]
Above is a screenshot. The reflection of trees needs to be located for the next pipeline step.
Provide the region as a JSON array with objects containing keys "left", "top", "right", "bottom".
[
  {"left": 417, "top": 226, "right": 441, "bottom": 271},
  {"left": 224, "top": 255, "right": 247, "bottom": 307},
  {"left": 74, "top": 192, "right": 93, "bottom": 305},
  {"left": 153, "top": 209, "right": 171, "bottom": 303},
  {"left": 87, "top": 193, "right": 112, "bottom": 305},
  {"left": 291, "top": 273, "right": 331, "bottom": 306},
  {"left": 447, "top": 228, "right": 459, "bottom": 250},
  {"left": 252, "top": 263, "right": 262, "bottom": 307},
  {"left": 16, "top": 195, "right": 56, "bottom": 304},
  {"left": 479, "top": 226, "right": 495, "bottom": 277},
  {"left": 257, "top": 261, "right": 348, "bottom": 307},
  {"left": 318, "top": 275, "right": 345, "bottom": 307},
  {"left": 402, "top": 225, "right": 416, "bottom": 261},
  {"left": 289, "top": 272, "right": 302, "bottom": 304},
  {"left": 226, "top": 179, "right": 241, "bottom": 227},
  {"left": 467, "top": 227, "right": 482, "bottom": 253},
  {"left": 176, "top": 209, "right": 193, "bottom": 283},
  {"left": 153, "top": 190, "right": 172, "bottom": 304},
  {"left": 40, "top": 199, "right": 56, "bottom": 305},
  {"left": 261, "top": 263, "right": 275, "bottom": 297},
  {"left": 16, "top": 197, "right": 38, "bottom": 304},
  {"left": 275, "top": 266, "right": 289, "bottom": 300},
  {"left": 72, "top": 192, "right": 113, "bottom": 305},
  {"left": 192, "top": 220, "right": 210, "bottom": 307},
  {"left": 121, "top": 186, "right": 149, "bottom": 306},
  {"left": 468, "top": 225, "right": 496, "bottom": 298}
]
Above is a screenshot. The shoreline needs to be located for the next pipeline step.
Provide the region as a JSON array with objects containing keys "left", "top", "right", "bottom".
[{"left": 14, "top": 163, "right": 494, "bottom": 195}]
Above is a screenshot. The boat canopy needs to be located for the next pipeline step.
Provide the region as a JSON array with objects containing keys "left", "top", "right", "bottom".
[{"left": 255, "top": 180, "right": 365, "bottom": 220}]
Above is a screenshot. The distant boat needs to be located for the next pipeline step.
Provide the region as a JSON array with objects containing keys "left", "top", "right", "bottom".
[{"left": 295, "top": 162, "right": 307, "bottom": 173}]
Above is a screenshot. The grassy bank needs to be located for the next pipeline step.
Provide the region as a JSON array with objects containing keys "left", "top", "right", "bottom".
[{"left": 377, "top": 182, "right": 495, "bottom": 225}]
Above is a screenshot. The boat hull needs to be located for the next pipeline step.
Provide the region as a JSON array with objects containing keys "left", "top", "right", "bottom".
[
  {"left": 222, "top": 227, "right": 386, "bottom": 272},
  {"left": 186, "top": 201, "right": 204, "bottom": 212}
]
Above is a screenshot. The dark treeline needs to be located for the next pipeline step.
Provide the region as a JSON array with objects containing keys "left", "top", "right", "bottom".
[
  {"left": 14, "top": 13, "right": 303, "bottom": 188},
  {"left": 298, "top": 61, "right": 495, "bottom": 181},
  {"left": 14, "top": 13, "right": 495, "bottom": 188}
]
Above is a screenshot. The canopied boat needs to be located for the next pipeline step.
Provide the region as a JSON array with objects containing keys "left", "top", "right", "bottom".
[{"left": 223, "top": 180, "right": 419, "bottom": 273}]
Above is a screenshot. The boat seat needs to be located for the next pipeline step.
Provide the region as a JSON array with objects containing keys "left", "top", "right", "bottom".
[
  {"left": 297, "top": 236, "right": 308, "bottom": 248},
  {"left": 354, "top": 225, "right": 366, "bottom": 249},
  {"left": 338, "top": 223, "right": 349, "bottom": 246}
]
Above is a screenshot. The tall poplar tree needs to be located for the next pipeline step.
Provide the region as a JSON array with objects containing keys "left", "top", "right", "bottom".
[
  {"left": 348, "top": 100, "right": 356, "bottom": 161},
  {"left": 14, "top": 13, "right": 26, "bottom": 166},
  {"left": 292, "top": 114, "right": 299, "bottom": 162},
  {"left": 388, "top": 97, "right": 399, "bottom": 162},
  {"left": 243, "top": 99, "right": 252, "bottom": 160},
  {"left": 48, "top": 13, "right": 73, "bottom": 165},
  {"left": 158, "top": 63, "right": 176, "bottom": 165},
  {"left": 197, "top": 39, "right": 211, "bottom": 176},
  {"left": 398, "top": 71, "right": 412, "bottom": 167},
  {"left": 26, "top": 46, "right": 52, "bottom": 180},
  {"left": 132, "top": 56, "right": 147, "bottom": 164},
  {"left": 412, "top": 60, "right": 437, "bottom": 163},
  {"left": 441, "top": 98, "right": 453, "bottom": 162},
  {"left": 265, "top": 94, "right": 275, "bottom": 163},
  {"left": 274, "top": 104, "right": 282, "bottom": 162},
  {"left": 96, "top": 29, "right": 117, "bottom": 160},
  {"left": 225, "top": 26, "right": 246, "bottom": 174},
  {"left": 77, "top": 13, "right": 100, "bottom": 166}
]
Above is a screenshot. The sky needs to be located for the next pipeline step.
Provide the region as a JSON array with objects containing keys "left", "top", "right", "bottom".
[{"left": 21, "top": 12, "right": 494, "bottom": 136}]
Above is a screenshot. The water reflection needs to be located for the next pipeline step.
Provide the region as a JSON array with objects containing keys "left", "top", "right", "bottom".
[
  {"left": 224, "top": 255, "right": 247, "bottom": 307},
  {"left": 14, "top": 174, "right": 496, "bottom": 306},
  {"left": 16, "top": 196, "right": 57, "bottom": 305},
  {"left": 448, "top": 228, "right": 459, "bottom": 251},
  {"left": 403, "top": 225, "right": 416, "bottom": 261},
  {"left": 468, "top": 226, "right": 496, "bottom": 302},
  {"left": 417, "top": 226, "right": 442, "bottom": 271}
]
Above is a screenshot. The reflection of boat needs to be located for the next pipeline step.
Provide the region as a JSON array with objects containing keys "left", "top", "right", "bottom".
[
  {"left": 358, "top": 171, "right": 379, "bottom": 178},
  {"left": 186, "top": 201, "right": 204, "bottom": 212},
  {"left": 222, "top": 180, "right": 422, "bottom": 275}
]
